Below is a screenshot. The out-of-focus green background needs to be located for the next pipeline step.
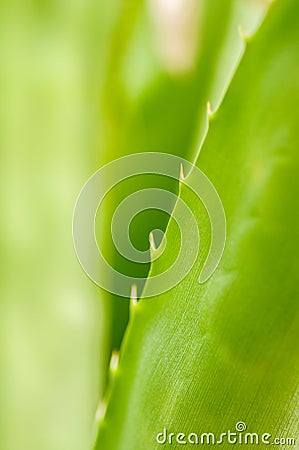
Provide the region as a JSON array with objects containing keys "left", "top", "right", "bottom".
[
  {"left": 0, "top": 2, "right": 111, "bottom": 450},
  {"left": 0, "top": 1, "right": 269, "bottom": 449}
]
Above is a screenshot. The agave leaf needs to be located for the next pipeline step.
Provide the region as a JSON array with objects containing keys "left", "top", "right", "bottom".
[
  {"left": 94, "top": 0, "right": 299, "bottom": 448},
  {"left": 97, "top": 0, "right": 270, "bottom": 380}
]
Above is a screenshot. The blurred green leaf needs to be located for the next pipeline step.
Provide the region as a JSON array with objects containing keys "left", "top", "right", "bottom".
[{"left": 0, "top": 2, "right": 110, "bottom": 450}]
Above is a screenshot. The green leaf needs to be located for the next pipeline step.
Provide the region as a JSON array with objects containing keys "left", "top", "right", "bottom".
[
  {"left": 98, "top": 0, "right": 270, "bottom": 374},
  {"left": 94, "top": 0, "right": 299, "bottom": 448}
]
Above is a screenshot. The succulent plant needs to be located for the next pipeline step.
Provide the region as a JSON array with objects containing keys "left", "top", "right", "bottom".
[
  {"left": 1, "top": 1, "right": 297, "bottom": 450},
  {"left": 98, "top": 0, "right": 271, "bottom": 386},
  {"left": 93, "top": 0, "right": 299, "bottom": 448}
]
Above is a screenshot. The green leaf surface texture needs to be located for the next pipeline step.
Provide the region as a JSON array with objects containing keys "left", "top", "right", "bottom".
[
  {"left": 94, "top": 0, "right": 299, "bottom": 448},
  {"left": 98, "top": 0, "right": 270, "bottom": 375}
]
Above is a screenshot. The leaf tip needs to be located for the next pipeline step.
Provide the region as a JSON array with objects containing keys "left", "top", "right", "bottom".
[
  {"left": 238, "top": 25, "right": 249, "bottom": 42},
  {"left": 130, "top": 284, "right": 138, "bottom": 306},
  {"left": 95, "top": 401, "right": 107, "bottom": 422},
  {"left": 149, "top": 231, "right": 157, "bottom": 251},
  {"left": 179, "top": 163, "right": 186, "bottom": 181},
  {"left": 109, "top": 350, "right": 119, "bottom": 373}
]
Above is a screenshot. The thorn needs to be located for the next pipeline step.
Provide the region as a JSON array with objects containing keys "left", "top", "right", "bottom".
[
  {"left": 179, "top": 163, "right": 185, "bottom": 181},
  {"left": 109, "top": 350, "right": 119, "bottom": 372},
  {"left": 207, "top": 101, "right": 213, "bottom": 117},
  {"left": 238, "top": 25, "right": 248, "bottom": 40},
  {"left": 149, "top": 231, "right": 157, "bottom": 251},
  {"left": 95, "top": 401, "right": 107, "bottom": 422},
  {"left": 130, "top": 284, "right": 138, "bottom": 306}
]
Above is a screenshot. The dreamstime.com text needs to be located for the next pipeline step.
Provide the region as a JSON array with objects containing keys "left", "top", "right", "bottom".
[{"left": 156, "top": 422, "right": 296, "bottom": 446}]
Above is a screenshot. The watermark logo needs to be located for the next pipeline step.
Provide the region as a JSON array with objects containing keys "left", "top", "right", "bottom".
[
  {"left": 156, "top": 422, "right": 296, "bottom": 446},
  {"left": 72, "top": 152, "right": 226, "bottom": 298},
  {"left": 235, "top": 421, "right": 247, "bottom": 432}
]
